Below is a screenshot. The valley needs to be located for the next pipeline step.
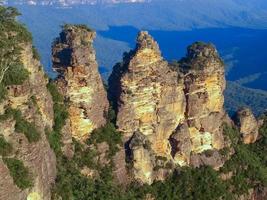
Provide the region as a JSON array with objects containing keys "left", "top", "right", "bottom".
[{"left": 9, "top": 2, "right": 267, "bottom": 115}]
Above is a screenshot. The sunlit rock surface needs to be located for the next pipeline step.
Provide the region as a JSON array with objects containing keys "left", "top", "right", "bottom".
[
  {"left": 181, "top": 42, "right": 227, "bottom": 155},
  {"left": 52, "top": 25, "right": 109, "bottom": 141},
  {"left": 0, "top": 44, "right": 56, "bottom": 200},
  {"left": 109, "top": 32, "right": 229, "bottom": 184},
  {"left": 109, "top": 31, "right": 186, "bottom": 183}
]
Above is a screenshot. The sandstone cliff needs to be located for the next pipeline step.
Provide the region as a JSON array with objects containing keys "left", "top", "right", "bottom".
[
  {"left": 178, "top": 42, "right": 229, "bottom": 168},
  {"left": 109, "top": 32, "right": 228, "bottom": 184},
  {"left": 0, "top": 44, "right": 56, "bottom": 200},
  {"left": 52, "top": 25, "right": 109, "bottom": 141},
  {"left": 109, "top": 31, "right": 185, "bottom": 183}
]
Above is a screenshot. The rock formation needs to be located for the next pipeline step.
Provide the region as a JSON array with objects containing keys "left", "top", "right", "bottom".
[
  {"left": 178, "top": 42, "right": 228, "bottom": 168},
  {"left": 0, "top": 44, "right": 56, "bottom": 200},
  {"left": 109, "top": 32, "right": 228, "bottom": 184},
  {"left": 109, "top": 31, "right": 186, "bottom": 183},
  {"left": 235, "top": 108, "right": 260, "bottom": 144},
  {"left": 52, "top": 25, "right": 109, "bottom": 141}
]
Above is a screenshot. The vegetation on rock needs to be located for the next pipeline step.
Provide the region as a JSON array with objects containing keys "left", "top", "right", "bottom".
[
  {"left": 0, "top": 107, "right": 41, "bottom": 142},
  {"left": 3, "top": 158, "right": 33, "bottom": 189},
  {"left": 220, "top": 123, "right": 267, "bottom": 196},
  {"left": 46, "top": 81, "right": 68, "bottom": 155},
  {"left": 87, "top": 123, "right": 122, "bottom": 158},
  {"left": 0, "top": 6, "right": 31, "bottom": 101},
  {"left": 62, "top": 24, "right": 93, "bottom": 32},
  {"left": 0, "top": 135, "right": 12, "bottom": 156}
]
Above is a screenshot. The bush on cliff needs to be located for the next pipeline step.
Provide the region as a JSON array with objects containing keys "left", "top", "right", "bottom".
[
  {"left": 46, "top": 81, "right": 68, "bottom": 155},
  {"left": 0, "top": 6, "right": 31, "bottom": 101},
  {"left": 0, "top": 135, "right": 12, "bottom": 156},
  {"left": 3, "top": 158, "right": 33, "bottom": 189},
  {"left": 0, "top": 108, "right": 40, "bottom": 142},
  {"left": 87, "top": 122, "right": 122, "bottom": 158}
]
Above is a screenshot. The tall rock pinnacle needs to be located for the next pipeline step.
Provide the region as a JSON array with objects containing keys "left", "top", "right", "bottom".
[
  {"left": 183, "top": 42, "right": 226, "bottom": 153},
  {"left": 175, "top": 42, "right": 229, "bottom": 168},
  {"left": 109, "top": 31, "right": 186, "bottom": 183},
  {"left": 52, "top": 25, "right": 109, "bottom": 141},
  {"left": 109, "top": 33, "right": 229, "bottom": 184}
]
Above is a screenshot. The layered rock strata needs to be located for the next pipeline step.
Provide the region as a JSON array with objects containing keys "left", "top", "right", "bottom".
[
  {"left": 109, "top": 32, "right": 228, "bottom": 184},
  {"left": 0, "top": 44, "right": 56, "bottom": 200},
  {"left": 109, "top": 31, "right": 186, "bottom": 183},
  {"left": 52, "top": 25, "right": 109, "bottom": 141},
  {"left": 178, "top": 42, "right": 228, "bottom": 167}
]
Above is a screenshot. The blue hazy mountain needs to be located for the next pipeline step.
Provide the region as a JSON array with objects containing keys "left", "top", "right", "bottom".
[{"left": 15, "top": 2, "right": 267, "bottom": 86}]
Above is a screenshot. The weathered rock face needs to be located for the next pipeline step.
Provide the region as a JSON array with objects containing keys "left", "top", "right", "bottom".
[
  {"left": 171, "top": 42, "right": 229, "bottom": 169},
  {"left": 235, "top": 108, "right": 260, "bottom": 144},
  {"left": 52, "top": 25, "right": 109, "bottom": 141},
  {"left": 109, "top": 31, "right": 186, "bottom": 183},
  {"left": 109, "top": 32, "right": 228, "bottom": 184},
  {"left": 129, "top": 132, "right": 155, "bottom": 184},
  {"left": 0, "top": 44, "right": 56, "bottom": 200},
  {"left": 110, "top": 31, "right": 185, "bottom": 151},
  {"left": 169, "top": 123, "right": 192, "bottom": 166},
  {"left": 180, "top": 42, "right": 227, "bottom": 157}
]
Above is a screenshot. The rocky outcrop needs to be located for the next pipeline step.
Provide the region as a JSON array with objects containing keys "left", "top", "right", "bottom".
[
  {"left": 0, "top": 44, "right": 56, "bottom": 200},
  {"left": 235, "top": 108, "right": 260, "bottom": 144},
  {"left": 129, "top": 132, "right": 155, "bottom": 184},
  {"left": 109, "top": 31, "right": 186, "bottom": 183},
  {"left": 177, "top": 42, "right": 228, "bottom": 166},
  {"left": 169, "top": 124, "right": 192, "bottom": 166},
  {"left": 52, "top": 25, "right": 109, "bottom": 141},
  {"left": 110, "top": 31, "right": 185, "bottom": 149},
  {"left": 109, "top": 32, "right": 228, "bottom": 184}
]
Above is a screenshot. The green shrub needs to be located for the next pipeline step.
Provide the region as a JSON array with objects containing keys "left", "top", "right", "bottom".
[
  {"left": 46, "top": 81, "right": 68, "bottom": 155},
  {"left": 0, "top": 135, "right": 12, "bottom": 156},
  {"left": 47, "top": 82, "right": 68, "bottom": 133},
  {"left": 0, "top": 84, "right": 7, "bottom": 102},
  {"left": 53, "top": 103, "right": 68, "bottom": 133},
  {"left": 32, "top": 46, "right": 41, "bottom": 60},
  {"left": 149, "top": 166, "right": 232, "bottom": 200},
  {"left": 73, "top": 139, "right": 98, "bottom": 169},
  {"left": 0, "top": 108, "right": 40, "bottom": 142},
  {"left": 223, "top": 124, "right": 240, "bottom": 145},
  {"left": 46, "top": 130, "right": 62, "bottom": 156},
  {"left": 221, "top": 124, "right": 267, "bottom": 194},
  {"left": 15, "top": 118, "right": 40, "bottom": 143},
  {"left": 3, "top": 158, "right": 33, "bottom": 189},
  {"left": 2, "top": 63, "right": 29, "bottom": 86},
  {"left": 47, "top": 82, "right": 64, "bottom": 103},
  {"left": 88, "top": 123, "right": 122, "bottom": 158},
  {"left": 0, "top": 6, "right": 32, "bottom": 100},
  {"left": 105, "top": 106, "right": 116, "bottom": 124}
]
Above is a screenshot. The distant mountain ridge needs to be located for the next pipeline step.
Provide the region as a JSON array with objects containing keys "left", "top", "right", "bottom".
[{"left": 2, "top": 0, "right": 151, "bottom": 6}]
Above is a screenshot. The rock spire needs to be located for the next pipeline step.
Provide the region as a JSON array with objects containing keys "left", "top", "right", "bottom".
[{"left": 52, "top": 25, "right": 109, "bottom": 141}]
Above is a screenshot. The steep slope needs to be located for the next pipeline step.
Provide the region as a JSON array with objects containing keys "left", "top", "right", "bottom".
[
  {"left": 52, "top": 25, "right": 109, "bottom": 141},
  {"left": 0, "top": 7, "right": 56, "bottom": 200}
]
